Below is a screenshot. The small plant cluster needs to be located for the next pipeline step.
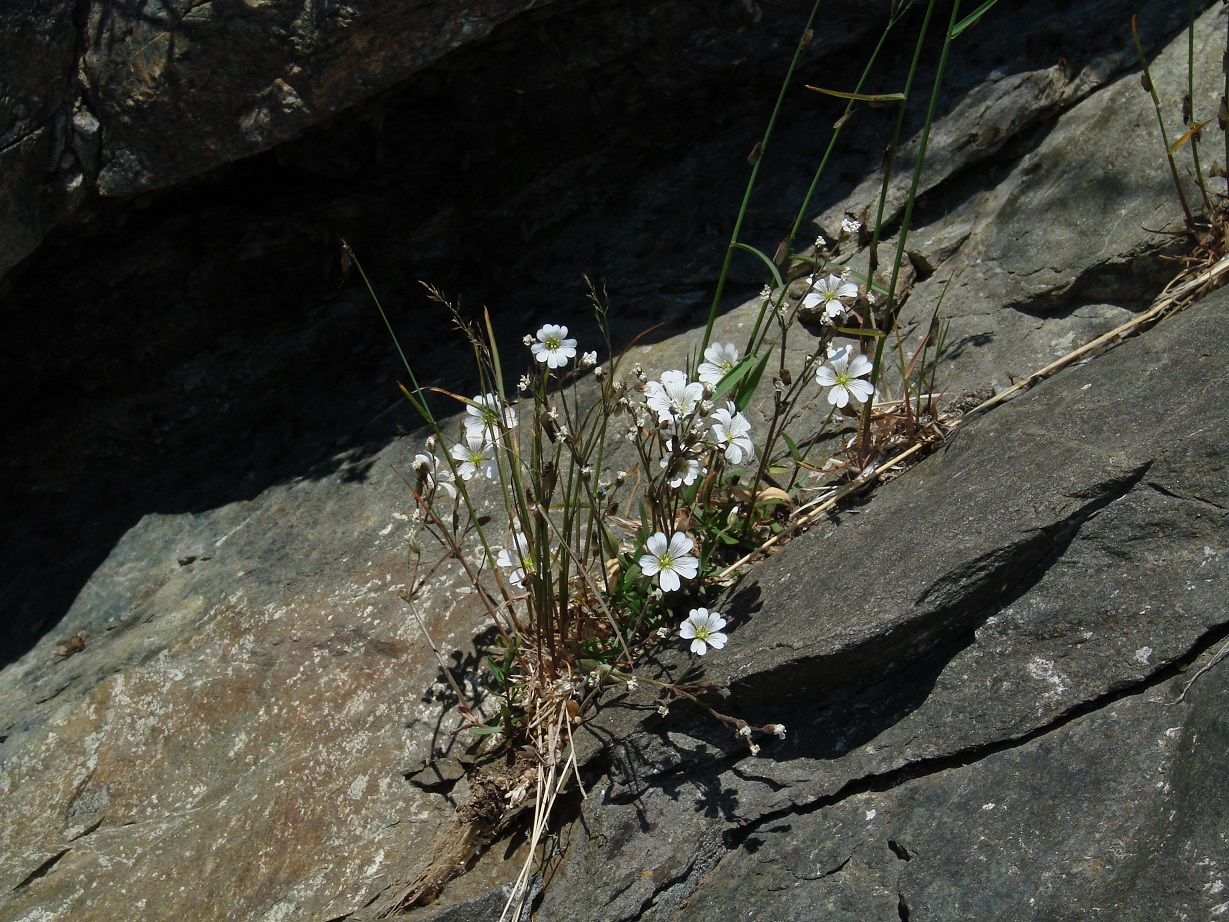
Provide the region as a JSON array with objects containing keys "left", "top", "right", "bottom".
[
  {"left": 343, "top": 0, "right": 995, "bottom": 776},
  {"left": 387, "top": 232, "right": 949, "bottom": 756},
  {"left": 350, "top": 0, "right": 1019, "bottom": 914},
  {"left": 1132, "top": 11, "right": 1229, "bottom": 283}
]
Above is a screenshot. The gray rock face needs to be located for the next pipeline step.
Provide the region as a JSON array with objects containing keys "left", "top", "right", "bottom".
[
  {"left": 78, "top": 0, "right": 567, "bottom": 199},
  {"left": 537, "top": 286, "right": 1229, "bottom": 921},
  {"left": 0, "top": 0, "right": 566, "bottom": 275},
  {"left": 0, "top": 1, "right": 81, "bottom": 274},
  {"left": 1, "top": 0, "right": 1227, "bottom": 919},
  {"left": 0, "top": 0, "right": 892, "bottom": 281}
]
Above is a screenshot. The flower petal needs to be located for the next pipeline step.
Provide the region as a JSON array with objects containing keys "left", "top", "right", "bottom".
[
  {"left": 674, "top": 556, "right": 699, "bottom": 580},
  {"left": 667, "top": 532, "right": 694, "bottom": 557},
  {"left": 848, "top": 379, "right": 875, "bottom": 403},
  {"left": 847, "top": 354, "right": 873, "bottom": 378}
]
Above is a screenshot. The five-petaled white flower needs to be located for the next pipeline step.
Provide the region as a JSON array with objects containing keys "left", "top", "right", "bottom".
[
  {"left": 803, "top": 273, "right": 859, "bottom": 320},
  {"left": 680, "top": 608, "right": 728, "bottom": 655},
  {"left": 450, "top": 431, "right": 497, "bottom": 481},
  {"left": 659, "top": 447, "right": 704, "bottom": 488},
  {"left": 639, "top": 531, "right": 698, "bottom": 592},
  {"left": 530, "top": 324, "right": 578, "bottom": 369},
  {"left": 412, "top": 452, "right": 457, "bottom": 500},
  {"left": 645, "top": 370, "right": 704, "bottom": 423},
  {"left": 697, "top": 342, "right": 739, "bottom": 388},
  {"left": 464, "top": 393, "right": 517, "bottom": 440},
  {"left": 710, "top": 402, "right": 755, "bottom": 464},
  {"left": 816, "top": 344, "right": 874, "bottom": 408},
  {"left": 495, "top": 528, "right": 533, "bottom": 585}
]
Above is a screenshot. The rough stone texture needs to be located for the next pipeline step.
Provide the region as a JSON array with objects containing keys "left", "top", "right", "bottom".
[
  {"left": 0, "top": 453, "right": 489, "bottom": 920},
  {"left": 0, "top": 1, "right": 82, "bottom": 276},
  {"left": 79, "top": 0, "right": 568, "bottom": 199},
  {"left": 836, "top": 0, "right": 1224, "bottom": 396},
  {"left": 0, "top": 0, "right": 564, "bottom": 274},
  {"left": 0, "top": 0, "right": 895, "bottom": 281},
  {"left": 540, "top": 280, "right": 1229, "bottom": 922},
  {"left": 0, "top": 0, "right": 886, "bottom": 665},
  {"left": 1, "top": 0, "right": 1226, "bottom": 920}
]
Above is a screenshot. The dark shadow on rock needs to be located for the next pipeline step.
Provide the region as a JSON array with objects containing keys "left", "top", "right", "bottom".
[{"left": 0, "top": 0, "right": 1195, "bottom": 675}]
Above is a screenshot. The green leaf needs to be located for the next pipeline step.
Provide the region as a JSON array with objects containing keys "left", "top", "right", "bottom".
[
  {"left": 805, "top": 86, "right": 907, "bottom": 104},
  {"left": 395, "top": 382, "right": 440, "bottom": 428},
  {"left": 782, "top": 432, "right": 802, "bottom": 463},
  {"left": 731, "top": 242, "right": 785, "bottom": 292},
  {"left": 711, "top": 354, "right": 759, "bottom": 404},
  {"left": 467, "top": 724, "right": 505, "bottom": 736},
  {"left": 949, "top": 0, "right": 1000, "bottom": 38},
  {"left": 734, "top": 351, "right": 772, "bottom": 412}
]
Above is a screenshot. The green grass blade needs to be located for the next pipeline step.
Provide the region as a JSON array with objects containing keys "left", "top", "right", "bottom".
[
  {"left": 949, "top": 0, "right": 1001, "bottom": 38},
  {"left": 731, "top": 242, "right": 786, "bottom": 291},
  {"left": 734, "top": 352, "right": 773, "bottom": 412},
  {"left": 711, "top": 354, "right": 760, "bottom": 404}
]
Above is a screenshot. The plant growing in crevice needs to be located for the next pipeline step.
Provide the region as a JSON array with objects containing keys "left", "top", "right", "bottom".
[
  {"left": 352, "top": 0, "right": 1015, "bottom": 916},
  {"left": 1132, "top": 6, "right": 1229, "bottom": 292}
]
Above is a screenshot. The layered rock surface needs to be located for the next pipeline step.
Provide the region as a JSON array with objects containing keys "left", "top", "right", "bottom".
[
  {"left": 539, "top": 285, "right": 1229, "bottom": 922},
  {"left": 2, "top": 0, "right": 1227, "bottom": 920}
]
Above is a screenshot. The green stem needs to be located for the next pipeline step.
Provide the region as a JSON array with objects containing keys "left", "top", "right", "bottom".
[
  {"left": 860, "top": 0, "right": 948, "bottom": 463},
  {"left": 700, "top": 0, "right": 823, "bottom": 356},
  {"left": 1132, "top": 15, "right": 1196, "bottom": 232}
]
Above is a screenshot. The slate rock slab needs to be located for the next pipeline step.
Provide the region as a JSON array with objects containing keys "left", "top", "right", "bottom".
[{"left": 538, "top": 283, "right": 1229, "bottom": 921}]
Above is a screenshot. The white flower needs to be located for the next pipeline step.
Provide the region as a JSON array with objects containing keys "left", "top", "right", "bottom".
[
  {"left": 660, "top": 448, "right": 704, "bottom": 488},
  {"left": 710, "top": 402, "right": 755, "bottom": 464},
  {"left": 450, "top": 431, "right": 497, "bottom": 481},
  {"left": 802, "top": 273, "right": 859, "bottom": 320},
  {"left": 581, "top": 350, "right": 598, "bottom": 368},
  {"left": 698, "top": 342, "right": 740, "bottom": 388},
  {"left": 530, "top": 323, "right": 578, "bottom": 369},
  {"left": 816, "top": 344, "right": 874, "bottom": 408},
  {"left": 841, "top": 217, "right": 862, "bottom": 237},
  {"left": 495, "top": 528, "right": 533, "bottom": 585},
  {"left": 769, "top": 724, "right": 787, "bottom": 739},
  {"left": 464, "top": 393, "right": 517, "bottom": 440},
  {"left": 412, "top": 452, "right": 456, "bottom": 500},
  {"left": 644, "top": 370, "right": 704, "bottom": 423},
  {"left": 639, "top": 531, "right": 698, "bottom": 592},
  {"left": 680, "top": 608, "right": 728, "bottom": 655}
]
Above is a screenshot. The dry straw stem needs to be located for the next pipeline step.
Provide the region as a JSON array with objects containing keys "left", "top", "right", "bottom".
[
  {"left": 1170, "top": 634, "right": 1229, "bottom": 705},
  {"left": 500, "top": 696, "right": 580, "bottom": 922},
  {"left": 1170, "top": 639, "right": 1229, "bottom": 703},
  {"left": 717, "top": 250, "right": 1229, "bottom": 582}
]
